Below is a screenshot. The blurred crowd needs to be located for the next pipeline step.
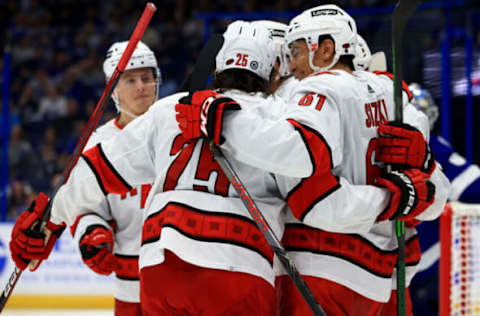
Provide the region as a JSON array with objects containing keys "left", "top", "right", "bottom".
[{"left": 0, "top": 0, "right": 478, "bottom": 220}]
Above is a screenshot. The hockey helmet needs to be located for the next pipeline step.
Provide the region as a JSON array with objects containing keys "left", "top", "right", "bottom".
[
  {"left": 285, "top": 4, "right": 357, "bottom": 73},
  {"left": 216, "top": 21, "right": 276, "bottom": 81},
  {"left": 353, "top": 34, "right": 371, "bottom": 71},
  {"left": 103, "top": 41, "right": 161, "bottom": 114},
  {"left": 252, "top": 20, "right": 290, "bottom": 77},
  {"left": 409, "top": 83, "right": 439, "bottom": 130}
]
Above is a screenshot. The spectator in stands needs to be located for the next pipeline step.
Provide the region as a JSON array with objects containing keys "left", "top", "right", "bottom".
[
  {"left": 35, "top": 84, "right": 68, "bottom": 122},
  {"left": 7, "top": 180, "right": 35, "bottom": 220},
  {"left": 8, "top": 124, "right": 38, "bottom": 182}
]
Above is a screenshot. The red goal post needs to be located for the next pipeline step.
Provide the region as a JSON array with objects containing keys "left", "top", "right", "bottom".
[{"left": 440, "top": 202, "right": 480, "bottom": 316}]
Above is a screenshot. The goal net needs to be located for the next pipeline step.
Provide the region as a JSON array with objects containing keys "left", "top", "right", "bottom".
[{"left": 440, "top": 202, "right": 480, "bottom": 316}]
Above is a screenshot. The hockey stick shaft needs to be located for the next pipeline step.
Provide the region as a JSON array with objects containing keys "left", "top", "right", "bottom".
[
  {"left": 392, "top": 1, "right": 422, "bottom": 315},
  {"left": 0, "top": 3, "right": 156, "bottom": 311},
  {"left": 212, "top": 146, "right": 326, "bottom": 316}
]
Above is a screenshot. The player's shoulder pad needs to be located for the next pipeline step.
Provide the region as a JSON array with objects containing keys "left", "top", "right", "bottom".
[
  {"left": 373, "top": 71, "right": 413, "bottom": 101},
  {"left": 152, "top": 92, "right": 189, "bottom": 108},
  {"left": 297, "top": 70, "right": 351, "bottom": 100},
  {"left": 404, "top": 103, "right": 430, "bottom": 138},
  {"left": 84, "top": 119, "right": 120, "bottom": 150}
]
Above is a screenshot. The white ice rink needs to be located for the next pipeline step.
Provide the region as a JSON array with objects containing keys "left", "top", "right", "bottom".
[{"left": 2, "top": 309, "right": 113, "bottom": 315}]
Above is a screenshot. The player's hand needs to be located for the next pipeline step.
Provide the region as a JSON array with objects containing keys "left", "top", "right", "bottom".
[
  {"left": 9, "top": 192, "right": 66, "bottom": 271},
  {"left": 378, "top": 121, "right": 435, "bottom": 174},
  {"left": 375, "top": 169, "right": 435, "bottom": 221},
  {"left": 175, "top": 90, "right": 240, "bottom": 145},
  {"left": 79, "top": 225, "right": 117, "bottom": 275}
]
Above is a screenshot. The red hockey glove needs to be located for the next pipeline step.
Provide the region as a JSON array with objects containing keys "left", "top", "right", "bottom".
[
  {"left": 175, "top": 90, "right": 241, "bottom": 145},
  {"left": 378, "top": 121, "right": 435, "bottom": 174},
  {"left": 9, "top": 193, "right": 66, "bottom": 271},
  {"left": 375, "top": 169, "right": 435, "bottom": 222},
  {"left": 79, "top": 225, "right": 117, "bottom": 275}
]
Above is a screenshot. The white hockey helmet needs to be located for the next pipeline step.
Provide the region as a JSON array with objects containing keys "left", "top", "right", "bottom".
[
  {"left": 103, "top": 41, "right": 161, "bottom": 114},
  {"left": 353, "top": 34, "right": 371, "bottom": 71},
  {"left": 409, "top": 83, "right": 439, "bottom": 130},
  {"left": 285, "top": 4, "right": 357, "bottom": 73},
  {"left": 215, "top": 21, "right": 276, "bottom": 81},
  {"left": 251, "top": 20, "right": 290, "bottom": 77}
]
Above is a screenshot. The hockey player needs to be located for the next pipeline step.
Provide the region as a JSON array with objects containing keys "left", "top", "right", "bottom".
[
  {"left": 352, "top": 35, "right": 427, "bottom": 315},
  {"left": 408, "top": 83, "right": 480, "bottom": 316},
  {"left": 9, "top": 19, "right": 436, "bottom": 316},
  {"left": 174, "top": 5, "right": 450, "bottom": 315},
  {"left": 9, "top": 41, "right": 160, "bottom": 316},
  {"left": 9, "top": 21, "right": 281, "bottom": 316},
  {"left": 74, "top": 41, "right": 160, "bottom": 316},
  {"left": 354, "top": 33, "right": 387, "bottom": 72},
  {"left": 251, "top": 20, "right": 297, "bottom": 97}
]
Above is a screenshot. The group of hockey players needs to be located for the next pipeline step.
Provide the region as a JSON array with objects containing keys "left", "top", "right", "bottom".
[{"left": 9, "top": 3, "right": 467, "bottom": 316}]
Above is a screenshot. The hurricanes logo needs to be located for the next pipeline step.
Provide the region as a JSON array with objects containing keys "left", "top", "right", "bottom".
[{"left": 250, "top": 61, "right": 258, "bottom": 70}]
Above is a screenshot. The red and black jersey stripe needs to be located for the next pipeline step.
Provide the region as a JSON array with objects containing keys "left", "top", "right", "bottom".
[
  {"left": 142, "top": 202, "right": 274, "bottom": 266},
  {"left": 286, "top": 120, "right": 341, "bottom": 221},
  {"left": 373, "top": 71, "right": 413, "bottom": 101},
  {"left": 282, "top": 224, "right": 421, "bottom": 278},
  {"left": 114, "top": 254, "right": 139, "bottom": 281},
  {"left": 81, "top": 143, "right": 132, "bottom": 195},
  {"left": 70, "top": 212, "right": 118, "bottom": 238},
  {"left": 70, "top": 212, "right": 98, "bottom": 236}
]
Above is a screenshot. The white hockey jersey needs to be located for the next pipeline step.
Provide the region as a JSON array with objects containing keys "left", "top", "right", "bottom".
[
  {"left": 218, "top": 69, "right": 450, "bottom": 302},
  {"left": 70, "top": 118, "right": 149, "bottom": 303},
  {"left": 50, "top": 88, "right": 399, "bottom": 289},
  {"left": 51, "top": 92, "right": 291, "bottom": 287}
]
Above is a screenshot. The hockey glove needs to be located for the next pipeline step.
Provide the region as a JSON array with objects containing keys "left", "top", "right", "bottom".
[
  {"left": 375, "top": 169, "right": 435, "bottom": 222},
  {"left": 79, "top": 225, "right": 117, "bottom": 275},
  {"left": 378, "top": 121, "right": 435, "bottom": 174},
  {"left": 175, "top": 90, "right": 241, "bottom": 145},
  {"left": 9, "top": 192, "right": 66, "bottom": 271}
]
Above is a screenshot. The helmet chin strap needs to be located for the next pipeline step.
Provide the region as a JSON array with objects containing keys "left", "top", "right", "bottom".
[{"left": 119, "top": 108, "right": 139, "bottom": 119}]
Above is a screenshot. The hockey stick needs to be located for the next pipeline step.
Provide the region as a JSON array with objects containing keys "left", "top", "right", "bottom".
[
  {"left": 0, "top": 3, "right": 157, "bottom": 311},
  {"left": 392, "top": 1, "right": 422, "bottom": 315},
  {"left": 211, "top": 147, "right": 326, "bottom": 316},
  {"left": 182, "top": 34, "right": 326, "bottom": 316}
]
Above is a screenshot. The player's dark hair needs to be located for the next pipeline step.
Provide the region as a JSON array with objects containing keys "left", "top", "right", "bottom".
[{"left": 211, "top": 69, "right": 269, "bottom": 94}]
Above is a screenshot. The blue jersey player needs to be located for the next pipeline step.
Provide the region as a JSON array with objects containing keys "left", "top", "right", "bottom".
[{"left": 409, "top": 83, "right": 480, "bottom": 315}]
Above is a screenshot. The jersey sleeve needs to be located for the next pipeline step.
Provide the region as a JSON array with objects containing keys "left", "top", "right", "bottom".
[
  {"left": 404, "top": 104, "right": 450, "bottom": 221},
  {"left": 220, "top": 97, "right": 314, "bottom": 178},
  {"left": 276, "top": 173, "right": 390, "bottom": 233},
  {"left": 50, "top": 108, "right": 158, "bottom": 226},
  {"left": 69, "top": 199, "right": 114, "bottom": 246},
  {"left": 430, "top": 135, "right": 480, "bottom": 203},
  {"left": 224, "top": 82, "right": 389, "bottom": 234}
]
